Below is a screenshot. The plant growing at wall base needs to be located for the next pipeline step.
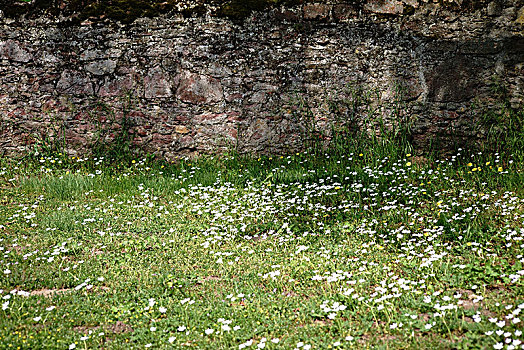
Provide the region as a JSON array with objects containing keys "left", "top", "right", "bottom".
[
  {"left": 476, "top": 81, "right": 524, "bottom": 162},
  {"left": 89, "top": 93, "right": 137, "bottom": 163},
  {"left": 21, "top": 111, "right": 68, "bottom": 159},
  {"left": 288, "top": 82, "right": 415, "bottom": 159}
]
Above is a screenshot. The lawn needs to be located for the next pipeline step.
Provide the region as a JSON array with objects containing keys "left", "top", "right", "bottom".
[{"left": 0, "top": 146, "right": 523, "bottom": 349}]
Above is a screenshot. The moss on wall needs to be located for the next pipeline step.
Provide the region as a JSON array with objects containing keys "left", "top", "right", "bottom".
[
  {"left": 4, "top": 0, "right": 495, "bottom": 24},
  {"left": 217, "top": 0, "right": 304, "bottom": 21},
  {"left": 5, "top": 0, "right": 307, "bottom": 23},
  {"left": 77, "top": 0, "right": 180, "bottom": 24}
]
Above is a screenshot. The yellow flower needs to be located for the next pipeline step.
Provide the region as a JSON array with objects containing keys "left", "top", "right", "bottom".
[
  {"left": 132, "top": 160, "right": 136, "bottom": 164},
  {"left": 485, "top": 162, "right": 490, "bottom": 166},
  {"left": 467, "top": 163, "right": 473, "bottom": 167},
  {"left": 498, "top": 167, "right": 503, "bottom": 172},
  {"left": 472, "top": 168, "right": 477, "bottom": 172},
  {"left": 334, "top": 186, "right": 341, "bottom": 190},
  {"left": 359, "top": 153, "right": 363, "bottom": 157},
  {"left": 406, "top": 162, "right": 412, "bottom": 167},
  {"left": 406, "top": 153, "right": 411, "bottom": 157}
]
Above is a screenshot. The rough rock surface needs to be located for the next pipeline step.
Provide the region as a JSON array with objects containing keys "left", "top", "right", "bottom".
[{"left": 0, "top": 1, "right": 523, "bottom": 158}]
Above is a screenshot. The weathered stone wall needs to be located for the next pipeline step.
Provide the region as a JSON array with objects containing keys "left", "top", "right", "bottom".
[{"left": 1, "top": 1, "right": 523, "bottom": 158}]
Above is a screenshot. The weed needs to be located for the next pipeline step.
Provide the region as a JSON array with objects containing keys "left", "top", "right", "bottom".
[
  {"left": 476, "top": 82, "right": 524, "bottom": 163},
  {"left": 89, "top": 92, "right": 137, "bottom": 163}
]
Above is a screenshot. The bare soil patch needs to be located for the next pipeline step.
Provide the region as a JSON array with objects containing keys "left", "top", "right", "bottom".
[{"left": 30, "top": 288, "right": 72, "bottom": 297}]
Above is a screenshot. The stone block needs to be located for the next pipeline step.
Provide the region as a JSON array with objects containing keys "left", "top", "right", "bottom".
[
  {"left": 303, "top": 4, "right": 331, "bottom": 21},
  {"left": 98, "top": 74, "right": 135, "bottom": 97},
  {"left": 333, "top": 4, "right": 357, "bottom": 21},
  {"left": 176, "top": 71, "right": 223, "bottom": 104},
  {"left": 144, "top": 67, "right": 172, "bottom": 99},
  {"left": 274, "top": 8, "right": 300, "bottom": 21},
  {"left": 0, "top": 40, "right": 32, "bottom": 62},
  {"left": 516, "top": 6, "right": 524, "bottom": 24},
  {"left": 487, "top": 1, "right": 502, "bottom": 16},
  {"left": 175, "top": 125, "right": 190, "bottom": 134},
  {"left": 193, "top": 113, "right": 228, "bottom": 125},
  {"left": 152, "top": 133, "right": 173, "bottom": 145},
  {"left": 56, "top": 70, "right": 94, "bottom": 95},
  {"left": 85, "top": 60, "right": 117, "bottom": 75},
  {"left": 80, "top": 49, "right": 104, "bottom": 61},
  {"left": 364, "top": 0, "right": 404, "bottom": 15}
]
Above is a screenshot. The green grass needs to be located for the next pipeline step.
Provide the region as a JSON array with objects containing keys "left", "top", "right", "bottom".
[{"left": 0, "top": 142, "right": 523, "bottom": 349}]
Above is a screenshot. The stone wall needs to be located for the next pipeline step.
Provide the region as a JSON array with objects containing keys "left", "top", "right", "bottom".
[{"left": 1, "top": 0, "right": 523, "bottom": 158}]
